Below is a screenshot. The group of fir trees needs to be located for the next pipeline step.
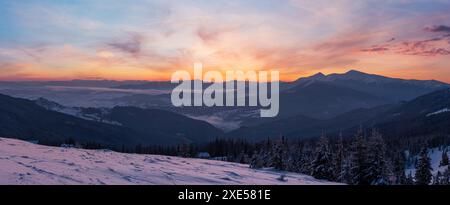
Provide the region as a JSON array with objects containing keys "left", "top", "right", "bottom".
[
  {"left": 249, "top": 129, "right": 402, "bottom": 185},
  {"left": 248, "top": 129, "right": 450, "bottom": 185}
]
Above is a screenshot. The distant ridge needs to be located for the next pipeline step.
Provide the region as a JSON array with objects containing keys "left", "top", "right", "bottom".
[
  {"left": 228, "top": 88, "right": 450, "bottom": 141},
  {"left": 0, "top": 93, "right": 223, "bottom": 147}
]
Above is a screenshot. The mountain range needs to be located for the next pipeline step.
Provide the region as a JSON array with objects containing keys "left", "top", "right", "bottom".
[
  {"left": 276, "top": 70, "right": 448, "bottom": 119},
  {"left": 0, "top": 70, "right": 449, "bottom": 146},
  {"left": 228, "top": 88, "right": 450, "bottom": 141},
  {"left": 106, "top": 70, "right": 449, "bottom": 128}
]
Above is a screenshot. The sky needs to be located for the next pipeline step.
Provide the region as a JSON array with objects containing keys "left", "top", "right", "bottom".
[{"left": 0, "top": 0, "right": 450, "bottom": 82}]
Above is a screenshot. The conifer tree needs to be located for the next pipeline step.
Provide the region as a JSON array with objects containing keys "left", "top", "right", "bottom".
[
  {"left": 340, "top": 157, "right": 353, "bottom": 184},
  {"left": 285, "top": 145, "right": 300, "bottom": 172},
  {"left": 311, "top": 134, "right": 334, "bottom": 180},
  {"left": 441, "top": 166, "right": 450, "bottom": 185},
  {"left": 250, "top": 151, "right": 263, "bottom": 169},
  {"left": 270, "top": 139, "right": 284, "bottom": 170},
  {"left": 297, "top": 146, "right": 313, "bottom": 174},
  {"left": 432, "top": 171, "right": 442, "bottom": 185},
  {"left": 334, "top": 135, "right": 345, "bottom": 182},
  {"left": 392, "top": 153, "right": 407, "bottom": 185},
  {"left": 440, "top": 149, "right": 449, "bottom": 167},
  {"left": 350, "top": 128, "right": 370, "bottom": 185},
  {"left": 366, "top": 130, "right": 392, "bottom": 185},
  {"left": 415, "top": 147, "right": 433, "bottom": 185}
]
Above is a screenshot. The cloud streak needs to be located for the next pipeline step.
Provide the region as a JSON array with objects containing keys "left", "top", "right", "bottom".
[
  {"left": 425, "top": 25, "right": 450, "bottom": 33},
  {"left": 362, "top": 25, "right": 450, "bottom": 57},
  {"left": 107, "top": 33, "right": 144, "bottom": 58}
]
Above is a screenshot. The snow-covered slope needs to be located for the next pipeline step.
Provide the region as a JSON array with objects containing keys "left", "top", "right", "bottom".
[
  {"left": 426, "top": 108, "right": 450, "bottom": 117},
  {"left": 405, "top": 147, "right": 450, "bottom": 176},
  {"left": 0, "top": 138, "right": 336, "bottom": 185}
]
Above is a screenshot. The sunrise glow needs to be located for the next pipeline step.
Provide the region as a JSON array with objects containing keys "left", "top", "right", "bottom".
[{"left": 1, "top": 0, "right": 450, "bottom": 82}]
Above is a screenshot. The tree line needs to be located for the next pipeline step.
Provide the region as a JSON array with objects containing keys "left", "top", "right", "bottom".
[
  {"left": 37, "top": 128, "right": 450, "bottom": 185},
  {"left": 245, "top": 129, "right": 450, "bottom": 185}
]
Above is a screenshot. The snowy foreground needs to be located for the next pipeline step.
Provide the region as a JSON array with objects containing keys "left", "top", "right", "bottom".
[{"left": 0, "top": 138, "right": 336, "bottom": 185}]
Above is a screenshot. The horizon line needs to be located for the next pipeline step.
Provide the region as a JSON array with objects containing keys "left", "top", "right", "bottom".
[{"left": 0, "top": 69, "right": 448, "bottom": 84}]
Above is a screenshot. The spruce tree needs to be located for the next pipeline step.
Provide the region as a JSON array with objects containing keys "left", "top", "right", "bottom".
[
  {"left": 391, "top": 151, "right": 407, "bottom": 185},
  {"left": 260, "top": 138, "right": 273, "bottom": 167},
  {"left": 415, "top": 148, "right": 433, "bottom": 185},
  {"left": 366, "top": 130, "right": 392, "bottom": 185},
  {"left": 441, "top": 166, "right": 450, "bottom": 185},
  {"left": 302, "top": 144, "right": 315, "bottom": 174},
  {"left": 250, "top": 151, "right": 262, "bottom": 169},
  {"left": 334, "top": 135, "right": 345, "bottom": 182},
  {"left": 298, "top": 146, "right": 313, "bottom": 174},
  {"left": 286, "top": 145, "right": 301, "bottom": 172},
  {"left": 288, "top": 145, "right": 301, "bottom": 173},
  {"left": 270, "top": 139, "right": 284, "bottom": 170},
  {"left": 340, "top": 157, "right": 353, "bottom": 184},
  {"left": 432, "top": 171, "right": 442, "bottom": 185},
  {"left": 440, "top": 149, "right": 449, "bottom": 167},
  {"left": 350, "top": 128, "right": 370, "bottom": 185},
  {"left": 281, "top": 138, "right": 291, "bottom": 170},
  {"left": 311, "top": 135, "right": 334, "bottom": 180}
]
